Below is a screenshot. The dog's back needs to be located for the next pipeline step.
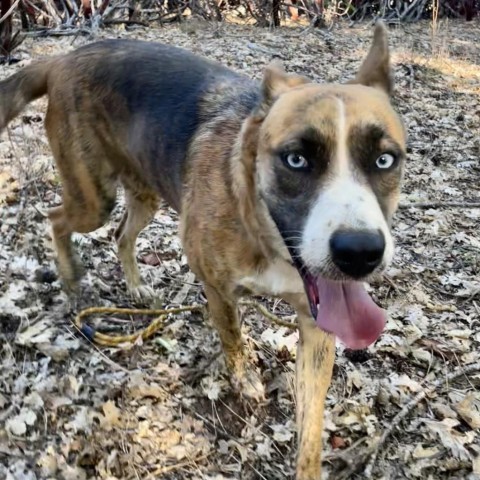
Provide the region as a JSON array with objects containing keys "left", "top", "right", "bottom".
[{"left": 0, "top": 40, "right": 258, "bottom": 209}]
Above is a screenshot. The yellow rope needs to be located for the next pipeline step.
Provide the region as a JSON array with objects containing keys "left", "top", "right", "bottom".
[{"left": 74, "top": 300, "right": 296, "bottom": 347}]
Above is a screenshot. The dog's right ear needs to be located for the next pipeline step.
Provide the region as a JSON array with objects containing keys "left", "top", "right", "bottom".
[{"left": 258, "top": 62, "right": 309, "bottom": 114}]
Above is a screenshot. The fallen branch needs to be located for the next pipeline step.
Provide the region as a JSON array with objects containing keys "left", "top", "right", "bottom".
[{"left": 361, "top": 361, "right": 480, "bottom": 476}]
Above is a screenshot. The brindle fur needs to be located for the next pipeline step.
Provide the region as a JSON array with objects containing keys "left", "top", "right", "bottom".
[{"left": 0, "top": 23, "right": 405, "bottom": 479}]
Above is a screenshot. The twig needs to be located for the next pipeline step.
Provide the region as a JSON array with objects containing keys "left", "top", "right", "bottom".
[
  {"left": 399, "top": 201, "right": 480, "bottom": 209},
  {"left": 0, "top": 0, "right": 21, "bottom": 24},
  {"left": 24, "top": 27, "right": 91, "bottom": 37},
  {"left": 150, "top": 453, "right": 209, "bottom": 475},
  {"left": 103, "top": 19, "right": 148, "bottom": 26},
  {"left": 22, "top": 0, "right": 58, "bottom": 23},
  {"left": 362, "top": 361, "right": 480, "bottom": 476},
  {"left": 240, "top": 300, "right": 297, "bottom": 329}
]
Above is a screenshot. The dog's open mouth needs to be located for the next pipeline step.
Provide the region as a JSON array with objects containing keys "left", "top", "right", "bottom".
[{"left": 300, "top": 268, "right": 386, "bottom": 350}]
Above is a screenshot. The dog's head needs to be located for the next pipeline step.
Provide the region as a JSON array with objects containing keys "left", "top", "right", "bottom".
[{"left": 241, "top": 22, "right": 406, "bottom": 349}]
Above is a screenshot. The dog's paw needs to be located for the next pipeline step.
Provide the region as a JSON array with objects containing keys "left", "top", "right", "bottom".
[
  {"left": 231, "top": 366, "right": 266, "bottom": 402},
  {"left": 58, "top": 254, "right": 84, "bottom": 294},
  {"left": 128, "top": 284, "right": 155, "bottom": 303},
  {"left": 225, "top": 343, "right": 266, "bottom": 402}
]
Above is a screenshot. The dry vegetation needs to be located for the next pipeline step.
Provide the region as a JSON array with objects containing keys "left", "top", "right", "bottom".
[
  {"left": 0, "top": 0, "right": 479, "bottom": 57},
  {"left": 0, "top": 17, "right": 479, "bottom": 480}
]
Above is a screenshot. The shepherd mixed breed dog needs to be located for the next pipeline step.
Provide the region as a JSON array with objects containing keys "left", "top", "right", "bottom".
[{"left": 0, "top": 22, "right": 406, "bottom": 478}]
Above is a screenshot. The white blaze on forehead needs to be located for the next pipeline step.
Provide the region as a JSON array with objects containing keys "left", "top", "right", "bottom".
[
  {"left": 300, "top": 97, "right": 394, "bottom": 273},
  {"left": 335, "top": 97, "right": 348, "bottom": 174}
]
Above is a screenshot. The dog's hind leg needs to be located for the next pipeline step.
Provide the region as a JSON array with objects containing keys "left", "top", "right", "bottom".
[
  {"left": 47, "top": 181, "right": 117, "bottom": 292},
  {"left": 45, "top": 109, "right": 118, "bottom": 293},
  {"left": 115, "top": 189, "right": 159, "bottom": 301},
  {"left": 48, "top": 205, "right": 83, "bottom": 292},
  {"left": 47, "top": 174, "right": 117, "bottom": 291},
  {"left": 295, "top": 312, "right": 335, "bottom": 480},
  {"left": 203, "top": 284, "right": 265, "bottom": 401}
]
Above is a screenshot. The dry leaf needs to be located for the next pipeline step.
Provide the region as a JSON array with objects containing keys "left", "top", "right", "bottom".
[
  {"left": 16, "top": 319, "right": 53, "bottom": 346},
  {"left": 412, "top": 444, "right": 440, "bottom": 459},
  {"left": 140, "top": 252, "right": 162, "bottom": 267},
  {"left": 423, "top": 418, "right": 472, "bottom": 460},
  {"left": 201, "top": 378, "right": 223, "bottom": 400},
  {"left": 454, "top": 393, "right": 480, "bottom": 430},
  {"left": 128, "top": 373, "right": 165, "bottom": 399},
  {"left": 101, "top": 401, "right": 122, "bottom": 430},
  {"left": 256, "top": 438, "right": 272, "bottom": 459},
  {"left": 473, "top": 455, "right": 480, "bottom": 475},
  {"left": 65, "top": 407, "right": 93, "bottom": 433},
  {"left": 271, "top": 422, "right": 294, "bottom": 443},
  {"left": 6, "top": 409, "right": 37, "bottom": 435},
  {"left": 260, "top": 327, "right": 298, "bottom": 352},
  {"left": 330, "top": 435, "right": 347, "bottom": 450},
  {"left": 37, "top": 447, "right": 58, "bottom": 476}
]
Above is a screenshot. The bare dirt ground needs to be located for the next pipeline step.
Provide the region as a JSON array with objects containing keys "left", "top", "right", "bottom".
[{"left": 0, "top": 18, "right": 479, "bottom": 480}]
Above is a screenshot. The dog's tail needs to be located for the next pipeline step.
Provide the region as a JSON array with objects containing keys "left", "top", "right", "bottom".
[{"left": 0, "top": 60, "right": 54, "bottom": 133}]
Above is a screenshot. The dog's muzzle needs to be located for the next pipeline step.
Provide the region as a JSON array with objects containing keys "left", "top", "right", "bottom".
[{"left": 296, "top": 228, "right": 388, "bottom": 351}]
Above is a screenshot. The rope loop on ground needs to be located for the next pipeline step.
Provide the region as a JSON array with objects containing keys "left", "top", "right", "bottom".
[{"left": 73, "top": 300, "right": 297, "bottom": 347}]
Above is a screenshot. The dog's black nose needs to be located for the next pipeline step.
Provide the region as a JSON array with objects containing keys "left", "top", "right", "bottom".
[{"left": 330, "top": 230, "right": 385, "bottom": 278}]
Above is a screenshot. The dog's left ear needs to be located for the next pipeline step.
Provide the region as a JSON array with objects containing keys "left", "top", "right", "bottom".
[
  {"left": 348, "top": 21, "right": 392, "bottom": 96},
  {"left": 259, "top": 62, "right": 309, "bottom": 112}
]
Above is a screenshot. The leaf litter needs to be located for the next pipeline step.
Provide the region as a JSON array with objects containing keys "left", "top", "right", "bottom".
[{"left": 0, "top": 18, "right": 479, "bottom": 480}]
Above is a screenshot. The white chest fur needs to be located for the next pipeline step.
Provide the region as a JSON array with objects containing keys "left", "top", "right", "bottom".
[{"left": 239, "top": 259, "right": 304, "bottom": 297}]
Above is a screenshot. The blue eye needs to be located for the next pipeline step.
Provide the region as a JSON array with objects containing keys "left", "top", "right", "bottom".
[
  {"left": 376, "top": 153, "right": 395, "bottom": 169},
  {"left": 284, "top": 153, "right": 309, "bottom": 170}
]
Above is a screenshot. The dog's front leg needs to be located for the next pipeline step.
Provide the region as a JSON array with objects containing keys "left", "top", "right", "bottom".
[
  {"left": 203, "top": 284, "right": 265, "bottom": 401},
  {"left": 296, "top": 315, "right": 335, "bottom": 480}
]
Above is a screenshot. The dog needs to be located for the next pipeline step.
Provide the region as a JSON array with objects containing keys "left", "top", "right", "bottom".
[{"left": 0, "top": 22, "right": 406, "bottom": 479}]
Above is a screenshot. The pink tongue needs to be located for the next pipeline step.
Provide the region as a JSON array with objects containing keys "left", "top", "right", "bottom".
[{"left": 315, "top": 279, "right": 386, "bottom": 350}]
